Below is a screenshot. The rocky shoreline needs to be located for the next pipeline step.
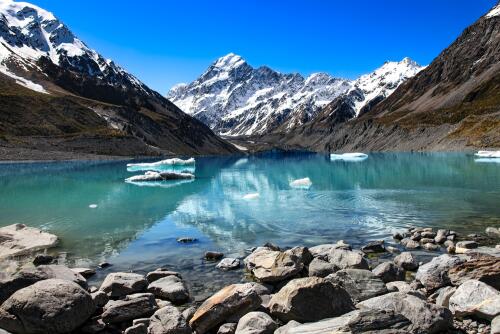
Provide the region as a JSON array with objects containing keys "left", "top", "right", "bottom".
[{"left": 0, "top": 224, "right": 499, "bottom": 334}]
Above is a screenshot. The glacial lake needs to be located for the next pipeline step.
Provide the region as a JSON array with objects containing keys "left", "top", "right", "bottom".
[{"left": 1, "top": 152, "right": 499, "bottom": 297}]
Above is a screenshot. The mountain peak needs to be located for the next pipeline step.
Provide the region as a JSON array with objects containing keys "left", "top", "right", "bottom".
[
  {"left": 213, "top": 53, "right": 246, "bottom": 69},
  {"left": 486, "top": 2, "right": 500, "bottom": 18}
]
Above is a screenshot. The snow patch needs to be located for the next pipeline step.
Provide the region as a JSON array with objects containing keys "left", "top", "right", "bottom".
[
  {"left": 486, "top": 3, "right": 500, "bottom": 18},
  {"left": 0, "top": 64, "right": 48, "bottom": 93}
]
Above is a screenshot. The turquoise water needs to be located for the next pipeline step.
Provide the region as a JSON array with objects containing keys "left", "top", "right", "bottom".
[{"left": 1, "top": 152, "right": 499, "bottom": 295}]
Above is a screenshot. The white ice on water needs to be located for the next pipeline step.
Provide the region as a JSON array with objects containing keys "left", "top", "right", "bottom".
[
  {"left": 330, "top": 153, "right": 368, "bottom": 162},
  {"left": 125, "top": 171, "right": 194, "bottom": 182},
  {"left": 88, "top": 204, "right": 97, "bottom": 208},
  {"left": 289, "top": 177, "right": 312, "bottom": 189},
  {"left": 127, "top": 157, "right": 195, "bottom": 168},
  {"left": 242, "top": 193, "right": 260, "bottom": 200},
  {"left": 474, "top": 151, "right": 500, "bottom": 158}
]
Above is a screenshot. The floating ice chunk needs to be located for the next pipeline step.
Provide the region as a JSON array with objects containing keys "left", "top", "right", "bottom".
[
  {"left": 127, "top": 158, "right": 195, "bottom": 168},
  {"left": 126, "top": 179, "right": 194, "bottom": 188},
  {"left": 125, "top": 171, "right": 194, "bottom": 183},
  {"left": 290, "top": 177, "right": 312, "bottom": 189},
  {"left": 474, "top": 151, "right": 500, "bottom": 158},
  {"left": 330, "top": 152, "right": 368, "bottom": 161},
  {"left": 88, "top": 204, "right": 98, "bottom": 208},
  {"left": 243, "top": 192, "right": 260, "bottom": 200}
]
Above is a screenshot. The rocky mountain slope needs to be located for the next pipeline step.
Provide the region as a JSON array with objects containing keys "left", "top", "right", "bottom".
[
  {"left": 0, "top": 0, "right": 237, "bottom": 158},
  {"left": 168, "top": 54, "right": 423, "bottom": 137},
  {"left": 269, "top": 2, "right": 500, "bottom": 152}
]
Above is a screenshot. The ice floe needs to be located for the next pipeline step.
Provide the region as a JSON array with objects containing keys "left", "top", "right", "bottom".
[
  {"left": 290, "top": 177, "right": 312, "bottom": 189},
  {"left": 125, "top": 171, "right": 195, "bottom": 183},
  {"left": 125, "top": 179, "right": 194, "bottom": 188},
  {"left": 88, "top": 204, "right": 98, "bottom": 208},
  {"left": 330, "top": 152, "right": 368, "bottom": 161},
  {"left": 127, "top": 158, "right": 195, "bottom": 172},
  {"left": 242, "top": 192, "right": 260, "bottom": 200},
  {"left": 474, "top": 151, "right": 500, "bottom": 158}
]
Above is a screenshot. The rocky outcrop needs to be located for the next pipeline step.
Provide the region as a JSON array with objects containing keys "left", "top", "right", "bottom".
[
  {"left": 268, "top": 277, "right": 354, "bottom": 322},
  {"left": 0, "top": 279, "right": 95, "bottom": 334},
  {"left": 0, "top": 224, "right": 58, "bottom": 259}
]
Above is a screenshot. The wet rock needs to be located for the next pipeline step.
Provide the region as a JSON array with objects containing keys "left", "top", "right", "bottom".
[
  {"left": 420, "top": 238, "right": 435, "bottom": 244},
  {"left": 218, "top": 323, "right": 237, "bottom": 334},
  {"left": 421, "top": 231, "right": 436, "bottom": 238},
  {"left": 146, "top": 269, "right": 181, "bottom": 283},
  {"left": 444, "top": 240, "right": 454, "bottom": 247},
  {"left": 455, "top": 240, "right": 479, "bottom": 254},
  {"left": 386, "top": 281, "right": 412, "bottom": 293},
  {"left": 372, "top": 262, "right": 405, "bottom": 283},
  {"left": 0, "top": 279, "right": 95, "bottom": 334},
  {"left": 217, "top": 258, "right": 241, "bottom": 271},
  {"left": 360, "top": 240, "right": 385, "bottom": 253},
  {"left": 400, "top": 238, "right": 420, "bottom": 249},
  {"left": 447, "top": 245, "right": 456, "bottom": 254},
  {"left": 449, "top": 280, "right": 500, "bottom": 320},
  {"left": 357, "top": 292, "right": 453, "bottom": 333},
  {"left": 32, "top": 254, "right": 54, "bottom": 266},
  {"left": 148, "top": 305, "right": 192, "bottom": 334},
  {"left": 262, "top": 242, "right": 281, "bottom": 251},
  {"left": 274, "top": 320, "right": 301, "bottom": 334},
  {"left": 205, "top": 251, "right": 224, "bottom": 261},
  {"left": 286, "top": 309, "right": 411, "bottom": 334},
  {"left": 235, "top": 311, "right": 278, "bottom": 334},
  {"left": 308, "top": 242, "right": 350, "bottom": 258},
  {"left": 392, "top": 232, "right": 404, "bottom": 240},
  {"left": 410, "top": 233, "right": 421, "bottom": 241},
  {"left": 486, "top": 227, "right": 500, "bottom": 237},
  {"left": 307, "top": 257, "right": 338, "bottom": 277},
  {"left": 0, "top": 224, "right": 58, "bottom": 260},
  {"left": 326, "top": 269, "right": 388, "bottom": 302},
  {"left": 91, "top": 290, "right": 109, "bottom": 308},
  {"left": 448, "top": 253, "right": 500, "bottom": 289},
  {"left": 147, "top": 275, "right": 190, "bottom": 304},
  {"left": 435, "top": 229, "right": 448, "bottom": 244},
  {"left": 244, "top": 248, "right": 304, "bottom": 283},
  {"left": 71, "top": 267, "right": 96, "bottom": 279},
  {"left": 189, "top": 283, "right": 261, "bottom": 334},
  {"left": 177, "top": 237, "right": 197, "bottom": 243},
  {"left": 248, "top": 282, "right": 273, "bottom": 296},
  {"left": 415, "top": 254, "right": 463, "bottom": 290},
  {"left": 386, "top": 246, "right": 400, "bottom": 254},
  {"left": 99, "top": 272, "right": 148, "bottom": 298},
  {"left": 394, "top": 252, "right": 418, "bottom": 271},
  {"left": 435, "top": 286, "right": 456, "bottom": 308},
  {"left": 124, "top": 323, "right": 147, "bottom": 334},
  {"left": 101, "top": 293, "right": 157, "bottom": 324},
  {"left": 423, "top": 242, "right": 440, "bottom": 251},
  {"left": 268, "top": 277, "right": 354, "bottom": 322},
  {"left": 98, "top": 262, "right": 111, "bottom": 268}
]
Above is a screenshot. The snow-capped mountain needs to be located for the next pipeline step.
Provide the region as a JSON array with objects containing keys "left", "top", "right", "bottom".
[
  {"left": 168, "top": 54, "right": 424, "bottom": 136},
  {"left": 0, "top": 0, "right": 237, "bottom": 156},
  {"left": 167, "top": 53, "right": 352, "bottom": 136}
]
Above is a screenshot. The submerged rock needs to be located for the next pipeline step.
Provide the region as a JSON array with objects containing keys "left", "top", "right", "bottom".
[
  {"left": 99, "top": 272, "right": 148, "bottom": 298},
  {"left": 205, "top": 251, "right": 224, "bottom": 261},
  {"left": 268, "top": 277, "right": 354, "bottom": 323},
  {"left": 189, "top": 283, "right": 261, "bottom": 334},
  {"left": 326, "top": 269, "right": 388, "bottom": 302},
  {"left": 0, "top": 224, "right": 58, "bottom": 259},
  {"left": 235, "top": 311, "right": 277, "bottom": 334},
  {"left": 0, "top": 279, "right": 95, "bottom": 334},
  {"left": 449, "top": 280, "right": 500, "bottom": 320}
]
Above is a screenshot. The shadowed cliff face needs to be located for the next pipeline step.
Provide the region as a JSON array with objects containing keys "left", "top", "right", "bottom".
[{"left": 267, "top": 5, "right": 500, "bottom": 152}]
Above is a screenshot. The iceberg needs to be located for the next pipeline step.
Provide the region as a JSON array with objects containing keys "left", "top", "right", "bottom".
[
  {"left": 290, "top": 177, "right": 312, "bottom": 189},
  {"left": 243, "top": 192, "right": 260, "bottom": 200},
  {"left": 474, "top": 151, "right": 500, "bottom": 158},
  {"left": 330, "top": 153, "right": 368, "bottom": 161},
  {"left": 88, "top": 204, "right": 98, "bottom": 208},
  {"left": 125, "top": 179, "right": 194, "bottom": 188},
  {"left": 127, "top": 158, "right": 195, "bottom": 172},
  {"left": 125, "top": 171, "right": 195, "bottom": 183}
]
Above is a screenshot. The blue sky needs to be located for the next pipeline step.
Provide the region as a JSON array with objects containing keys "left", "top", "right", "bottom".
[{"left": 30, "top": 0, "right": 495, "bottom": 93}]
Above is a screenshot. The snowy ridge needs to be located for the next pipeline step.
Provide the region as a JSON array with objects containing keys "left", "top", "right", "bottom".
[
  {"left": 486, "top": 2, "right": 500, "bottom": 18},
  {"left": 0, "top": 0, "right": 150, "bottom": 94},
  {"left": 167, "top": 53, "right": 424, "bottom": 136}
]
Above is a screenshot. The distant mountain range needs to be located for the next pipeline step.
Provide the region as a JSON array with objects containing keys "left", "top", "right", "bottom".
[
  {"left": 167, "top": 55, "right": 424, "bottom": 136},
  {"left": 0, "top": 0, "right": 237, "bottom": 158}
]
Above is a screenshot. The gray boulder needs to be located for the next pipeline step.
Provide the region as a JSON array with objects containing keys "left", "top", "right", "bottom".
[
  {"left": 218, "top": 323, "right": 237, "bottom": 334},
  {"left": 244, "top": 248, "right": 304, "bottom": 283},
  {"left": 449, "top": 280, "right": 500, "bottom": 320},
  {"left": 217, "top": 258, "right": 241, "bottom": 271},
  {"left": 0, "top": 279, "right": 95, "bottom": 334},
  {"left": 99, "top": 272, "right": 148, "bottom": 298},
  {"left": 182, "top": 306, "right": 197, "bottom": 323},
  {"left": 307, "top": 257, "right": 338, "bottom": 277},
  {"left": 308, "top": 242, "right": 351, "bottom": 258},
  {"left": 325, "top": 249, "right": 369, "bottom": 270},
  {"left": 448, "top": 253, "right": 500, "bottom": 290},
  {"left": 415, "top": 254, "right": 462, "bottom": 290},
  {"left": 124, "top": 323, "right": 148, "bottom": 334},
  {"left": 147, "top": 269, "right": 181, "bottom": 283},
  {"left": 400, "top": 238, "right": 420, "bottom": 249},
  {"left": 273, "top": 321, "right": 300, "bottom": 334},
  {"left": 235, "top": 311, "right": 278, "bottom": 334},
  {"left": 326, "top": 269, "right": 388, "bottom": 302},
  {"left": 147, "top": 275, "right": 190, "bottom": 304},
  {"left": 361, "top": 240, "right": 385, "bottom": 253},
  {"left": 189, "top": 283, "right": 262, "bottom": 334},
  {"left": 148, "top": 305, "right": 192, "bottom": 334},
  {"left": 268, "top": 277, "right": 354, "bottom": 323},
  {"left": 435, "top": 286, "right": 456, "bottom": 308},
  {"left": 386, "top": 281, "right": 412, "bottom": 293},
  {"left": 101, "top": 293, "right": 158, "bottom": 324},
  {"left": 394, "top": 252, "right": 418, "bottom": 271},
  {"left": 91, "top": 290, "right": 109, "bottom": 308},
  {"left": 492, "top": 315, "right": 500, "bottom": 334},
  {"left": 0, "top": 224, "right": 58, "bottom": 259},
  {"left": 372, "top": 262, "right": 405, "bottom": 283},
  {"left": 357, "top": 292, "right": 452, "bottom": 333},
  {"left": 486, "top": 227, "right": 500, "bottom": 237}
]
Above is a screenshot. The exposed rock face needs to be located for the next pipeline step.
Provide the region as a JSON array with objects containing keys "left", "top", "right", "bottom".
[
  {"left": 268, "top": 277, "right": 354, "bottom": 322},
  {"left": 99, "top": 272, "right": 148, "bottom": 298},
  {"left": 147, "top": 275, "right": 190, "bottom": 304},
  {"left": 448, "top": 253, "right": 500, "bottom": 289},
  {"left": 287, "top": 309, "right": 411, "bottom": 334},
  {"left": 0, "top": 224, "right": 58, "bottom": 259},
  {"left": 0, "top": 279, "right": 95, "bottom": 334},
  {"left": 189, "top": 283, "right": 262, "bottom": 334},
  {"left": 148, "top": 305, "right": 192, "bottom": 334},
  {"left": 244, "top": 248, "right": 304, "bottom": 282},
  {"left": 357, "top": 292, "right": 453, "bottom": 333},
  {"left": 372, "top": 261, "right": 405, "bottom": 283},
  {"left": 415, "top": 254, "right": 463, "bottom": 290},
  {"left": 234, "top": 311, "right": 277, "bottom": 334},
  {"left": 449, "top": 280, "right": 500, "bottom": 320},
  {"left": 326, "top": 269, "right": 388, "bottom": 302},
  {"left": 101, "top": 293, "right": 158, "bottom": 324}
]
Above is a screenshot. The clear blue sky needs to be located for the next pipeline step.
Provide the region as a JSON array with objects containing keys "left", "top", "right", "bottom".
[{"left": 29, "top": 0, "right": 496, "bottom": 93}]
